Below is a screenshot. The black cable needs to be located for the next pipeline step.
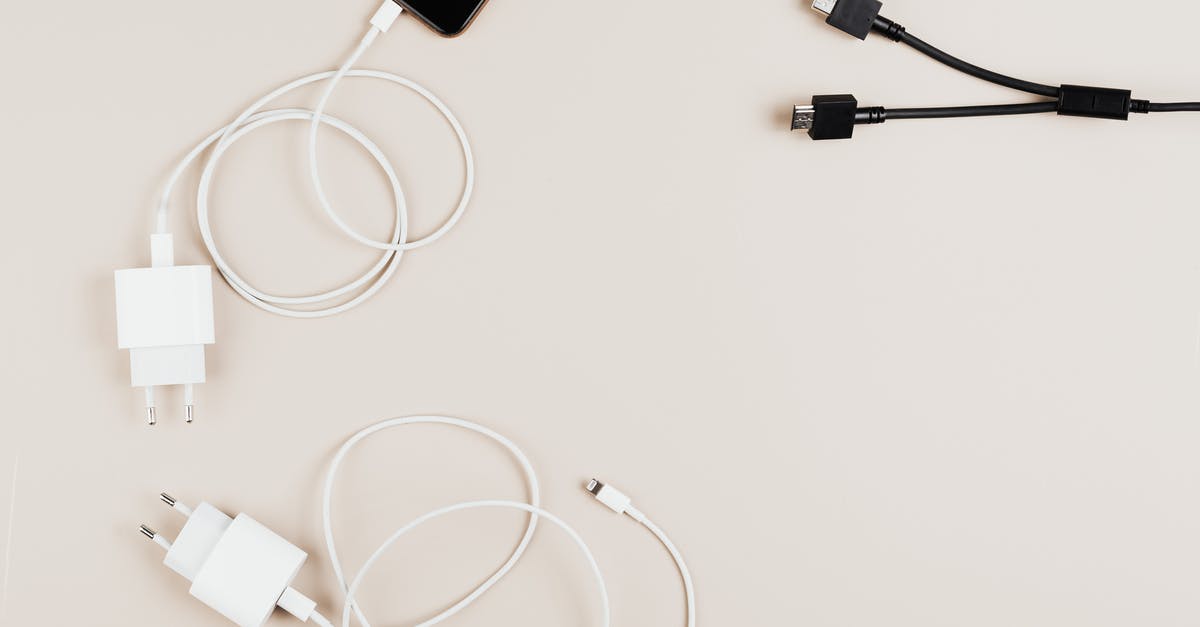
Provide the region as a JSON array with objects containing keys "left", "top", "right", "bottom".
[
  {"left": 869, "top": 18, "right": 1200, "bottom": 111},
  {"left": 872, "top": 16, "right": 1061, "bottom": 98},
  {"left": 1147, "top": 102, "right": 1200, "bottom": 113},
  {"left": 881, "top": 102, "right": 1058, "bottom": 121}
]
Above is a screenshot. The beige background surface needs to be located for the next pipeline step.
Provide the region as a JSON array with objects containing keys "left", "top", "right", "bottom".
[{"left": 3, "top": 0, "right": 1200, "bottom": 624}]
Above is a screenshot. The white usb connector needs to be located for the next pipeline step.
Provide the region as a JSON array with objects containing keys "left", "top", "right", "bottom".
[
  {"left": 369, "top": 1, "right": 404, "bottom": 32},
  {"left": 586, "top": 479, "right": 635, "bottom": 516},
  {"left": 586, "top": 478, "right": 696, "bottom": 627},
  {"left": 115, "top": 234, "right": 215, "bottom": 424}
]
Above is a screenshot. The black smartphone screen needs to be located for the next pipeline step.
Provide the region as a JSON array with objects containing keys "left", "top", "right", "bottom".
[{"left": 396, "top": 0, "right": 490, "bottom": 37}]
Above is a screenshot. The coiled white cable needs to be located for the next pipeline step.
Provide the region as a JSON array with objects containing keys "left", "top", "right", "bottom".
[
  {"left": 304, "top": 415, "right": 696, "bottom": 627},
  {"left": 155, "top": 6, "right": 473, "bottom": 318},
  {"left": 310, "top": 416, "right": 610, "bottom": 627}
]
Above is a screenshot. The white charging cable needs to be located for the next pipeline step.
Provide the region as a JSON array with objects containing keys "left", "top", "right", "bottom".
[
  {"left": 310, "top": 416, "right": 694, "bottom": 626},
  {"left": 316, "top": 416, "right": 553, "bottom": 627},
  {"left": 156, "top": 2, "right": 473, "bottom": 317},
  {"left": 139, "top": 415, "right": 695, "bottom": 626}
]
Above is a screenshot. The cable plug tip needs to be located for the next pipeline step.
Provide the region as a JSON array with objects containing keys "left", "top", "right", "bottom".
[
  {"left": 812, "top": 0, "right": 838, "bottom": 16},
  {"left": 792, "top": 105, "right": 816, "bottom": 131},
  {"left": 586, "top": 479, "right": 632, "bottom": 514},
  {"left": 139, "top": 524, "right": 157, "bottom": 540},
  {"left": 160, "top": 493, "right": 177, "bottom": 508},
  {"left": 370, "top": 0, "right": 405, "bottom": 32}
]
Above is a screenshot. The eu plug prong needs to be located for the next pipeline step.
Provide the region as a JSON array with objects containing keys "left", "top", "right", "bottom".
[
  {"left": 145, "top": 386, "right": 157, "bottom": 426},
  {"left": 139, "top": 524, "right": 173, "bottom": 551},
  {"left": 161, "top": 492, "right": 194, "bottom": 517},
  {"left": 184, "top": 383, "right": 195, "bottom": 423}
]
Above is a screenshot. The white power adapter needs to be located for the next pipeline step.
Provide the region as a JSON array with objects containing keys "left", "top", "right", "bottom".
[
  {"left": 140, "top": 494, "right": 317, "bottom": 627},
  {"left": 115, "top": 234, "right": 215, "bottom": 424}
]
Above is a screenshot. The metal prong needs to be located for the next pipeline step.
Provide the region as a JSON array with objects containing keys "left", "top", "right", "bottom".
[
  {"left": 141, "top": 523, "right": 174, "bottom": 552},
  {"left": 160, "top": 493, "right": 193, "bottom": 517},
  {"left": 184, "top": 384, "right": 195, "bottom": 424},
  {"left": 586, "top": 479, "right": 604, "bottom": 496},
  {"left": 145, "top": 386, "right": 157, "bottom": 426},
  {"left": 812, "top": 0, "right": 838, "bottom": 16},
  {"left": 792, "top": 105, "right": 815, "bottom": 131}
]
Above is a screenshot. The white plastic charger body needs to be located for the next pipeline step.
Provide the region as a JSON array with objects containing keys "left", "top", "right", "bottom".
[
  {"left": 164, "top": 503, "right": 308, "bottom": 627},
  {"left": 114, "top": 234, "right": 215, "bottom": 389}
]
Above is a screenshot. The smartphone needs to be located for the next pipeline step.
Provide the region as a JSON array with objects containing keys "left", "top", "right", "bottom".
[{"left": 396, "top": 0, "right": 491, "bottom": 37}]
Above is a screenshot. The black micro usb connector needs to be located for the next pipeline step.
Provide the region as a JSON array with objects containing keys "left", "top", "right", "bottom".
[{"left": 794, "top": 0, "right": 1200, "bottom": 140}]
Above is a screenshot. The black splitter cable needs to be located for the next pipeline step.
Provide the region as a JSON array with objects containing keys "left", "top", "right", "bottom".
[{"left": 793, "top": 0, "right": 1200, "bottom": 140}]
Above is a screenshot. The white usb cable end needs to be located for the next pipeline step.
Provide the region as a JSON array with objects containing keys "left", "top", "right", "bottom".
[
  {"left": 586, "top": 478, "right": 694, "bottom": 626},
  {"left": 115, "top": 234, "right": 215, "bottom": 425},
  {"left": 586, "top": 479, "right": 639, "bottom": 518},
  {"left": 370, "top": 0, "right": 405, "bottom": 32}
]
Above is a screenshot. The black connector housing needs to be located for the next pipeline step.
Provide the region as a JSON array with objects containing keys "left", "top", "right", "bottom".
[
  {"left": 1057, "top": 84, "right": 1133, "bottom": 120},
  {"left": 805, "top": 94, "right": 860, "bottom": 140},
  {"left": 822, "top": 0, "right": 883, "bottom": 40}
]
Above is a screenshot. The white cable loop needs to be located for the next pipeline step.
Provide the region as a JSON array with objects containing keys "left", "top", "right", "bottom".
[
  {"left": 155, "top": 28, "right": 474, "bottom": 318},
  {"left": 318, "top": 416, "right": 611, "bottom": 627}
]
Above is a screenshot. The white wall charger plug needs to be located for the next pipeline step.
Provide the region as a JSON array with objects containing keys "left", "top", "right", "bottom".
[
  {"left": 140, "top": 494, "right": 317, "bottom": 627},
  {"left": 114, "top": 234, "right": 215, "bottom": 424}
]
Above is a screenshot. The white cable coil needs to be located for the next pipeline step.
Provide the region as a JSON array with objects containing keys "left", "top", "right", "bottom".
[
  {"left": 316, "top": 416, "right": 565, "bottom": 627},
  {"left": 156, "top": 26, "right": 474, "bottom": 318},
  {"left": 306, "top": 415, "right": 695, "bottom": 627}
]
